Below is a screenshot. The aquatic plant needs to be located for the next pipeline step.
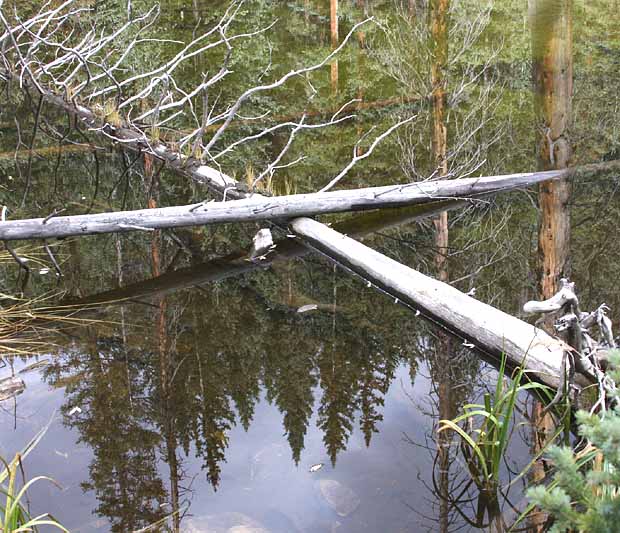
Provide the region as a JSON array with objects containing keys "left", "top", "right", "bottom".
[
  {"left": 0, "top": 420, "right": 67, "bottom": 532},
  {"left": 0, "top": 455, "right": 68, "bottom": 532},
  {"left": 526, "top": 350, "right": 620, "bottom": 532},
  {"left": 439, "top": 353, "right": 551, "bottom": 494},
  {"left": 0, "top": 293, "right": 105, "bottom": 356}
]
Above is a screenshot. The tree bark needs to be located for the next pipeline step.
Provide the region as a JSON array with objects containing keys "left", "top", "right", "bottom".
[
  {"left": 529, "top": 4, "right": 573, "bottom": 528},
  {"left": 4, "top": 165, "right": 615, "bottom": 240},
  {"left": 531, "top": 0, "right": 573, "bottom": 300},
  {"left": 330, "top": 0, "right": 339, "bottom": 94},
  {"left": 430, "top": 0, "right": 450, "bottom": 283}
]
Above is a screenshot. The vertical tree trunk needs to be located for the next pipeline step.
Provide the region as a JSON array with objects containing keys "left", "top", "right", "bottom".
[
  {"left": 529, "top": 3, "right": 573, "bottom": 531},
  {"left": 430, "top": 0, "right": 449, "bottom": 282},
  {"left": 330, "top": 0, "right": 339, "bottom": 94},
  {"left": 531, "top": 0, "right": 573, "bottom": 300},
  {"left": 428, "top": 3, "right": 452, "bottom": 532}
]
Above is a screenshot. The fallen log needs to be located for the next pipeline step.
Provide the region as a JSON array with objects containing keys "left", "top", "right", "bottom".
[
  {"left": 9, "top": 83, "right": 606, "bottom": 394},
  {"left": 3, "top": 162, "right": 619, "bottom": 241},
  {"left": 69, "top": 200, "right": 464, "bottom": 306},
  {"left": 289, "top": 216, "right": 596, "bottom": 391}
]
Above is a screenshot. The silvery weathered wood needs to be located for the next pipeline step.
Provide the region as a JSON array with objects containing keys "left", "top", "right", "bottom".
[
  {"left": 250, "top": 228, "right": 274, "bottom": 260},
  {"left": 0, "top": 170, "right": 590, "bottom": 241},
  {"left": 69, "top": 201, "right": 464, "bottom": 306},
  {"left": 289, "top": 216, "right": 595, "bottom": 390}
]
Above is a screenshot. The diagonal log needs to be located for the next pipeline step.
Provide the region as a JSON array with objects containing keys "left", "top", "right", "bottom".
[
  {"left": 289, "top": 216, "right": 596, "bottom": 391},
  {"left": 3, "top": 161, "right": 620, "bottom": 241}
]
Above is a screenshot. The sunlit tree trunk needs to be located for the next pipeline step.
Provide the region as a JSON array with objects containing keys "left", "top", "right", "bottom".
[
  {"left": 330, "top": 0, "right": 339, "bottom": 94},
  {"left": 428, "top": 3, "right": 452, "bottom": 532},
  {"left": 430, "top": 0, "right": 449, "bottom": 282},
  {"left": 529, "top": 3, "right": 573, "bottom": 532},
  {"left": 531, "top": 0, "right": 573, "bottom": 300}
]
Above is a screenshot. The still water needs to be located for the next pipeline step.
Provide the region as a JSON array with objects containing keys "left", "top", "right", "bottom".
[{"left": 1, "top": 0, "right": 620, "bottom": 531}]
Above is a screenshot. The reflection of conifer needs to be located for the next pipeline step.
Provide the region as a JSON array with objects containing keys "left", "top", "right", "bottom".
[
  {"left": 191, "top": 349, "right": 236, "bottom": 490},
  {"left": 257, "top": 308, "right": 321, "bottom": 464},
  {"left": 227, "top": 349, "right": 261, "bottom": 432},
  {"left": 269, "top": 344, "right": 317, "bottom": 464},
  {"left": 45, "top": 341, "right": 167, "bottom": 533},
  {"left": 358, "top": 349, "right": 397, "bottom": 447},
  {"left": 183, "top": 288, "right": 266, "bottom": 488},
  {"left": 317, "top": 344, "right": 359, "bottom": 466}
]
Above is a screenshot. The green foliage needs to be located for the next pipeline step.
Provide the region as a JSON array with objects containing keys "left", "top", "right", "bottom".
[
  {"left": 0, "top": 422, "right": 67, "bottom": 533},
  {"left": 439, "top": 354, "right": 551, "bottom": 492},
  {"left": 527, "top": 350, "right": 620, "bottom": 533}
]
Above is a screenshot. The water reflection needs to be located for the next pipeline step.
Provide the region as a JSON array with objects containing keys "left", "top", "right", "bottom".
[{"left": 2, "top": 1, "right": 620, "bottom": 532}]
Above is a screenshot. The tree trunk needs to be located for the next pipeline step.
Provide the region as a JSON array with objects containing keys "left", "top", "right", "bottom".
[
  {"left": 4, "top": 166, "right": 612, "bottom": 240},
  {"left": 531, "top": 0, "right": 573, "bottom": 300},
  {"left": 529, "top": 3, "right": 573, "bottom": 530},
  {"left": 330, "top": 0, "right": 339, "bottom": 94},
  {"left": 430, "top": 0, "right": 450, "bottom": 283}
]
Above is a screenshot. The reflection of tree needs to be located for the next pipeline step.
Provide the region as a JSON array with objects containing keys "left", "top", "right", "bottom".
[
  {"left": 317, "top": 342, "right": 359, "bottom": 465},
  {"left": 308, "top": 271, "right": 404, "bottom": 464},
  {"left": 264, "top": 319, "right": 318, "bottom": 464},
  {"left": 46, "top": 341, "right": 166, "bottom": 533},
  {"left": 358, "top": 348, "right": 396, "bottom": 447}
]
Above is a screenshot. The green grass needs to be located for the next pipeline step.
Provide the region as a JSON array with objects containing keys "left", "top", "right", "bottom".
[
  {"left": 0, "top": 419, "right": 67, "bottom": 532},
  {"left": 438, "top": 353, "right": 552, "bottom": 492}
]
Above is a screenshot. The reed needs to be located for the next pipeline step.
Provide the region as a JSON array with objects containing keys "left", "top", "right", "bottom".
[
  {"left": 0, "top": 420, "right": 67, "bottom": 532},
  {"left": 439, "top": 354, "right": 552, "bottom": 492}
]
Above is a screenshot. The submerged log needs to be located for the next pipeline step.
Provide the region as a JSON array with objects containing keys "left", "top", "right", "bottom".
[
  {"left": 3, "top": 163, "right": 619, "bottom": 241},
  {"left": 289, "top": 216, "right": 596, "bottom": 390}
]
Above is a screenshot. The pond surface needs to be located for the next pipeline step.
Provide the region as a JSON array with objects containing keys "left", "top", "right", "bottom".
[{"left": 1, "top": 0, "right": 620, "bottom": 532}]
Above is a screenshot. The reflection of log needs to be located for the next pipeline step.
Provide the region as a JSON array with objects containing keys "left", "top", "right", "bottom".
[
  {"left": 289, "top": 216, "right": 596, "bottom": 391},
  {"left": 5, "top": 162, "right": 620, "bottom": 241},
  {"left": 0, "top": 143, "right": 103, "bottom": 160},
  {"left": 0, "top": 375, "right": 25, "bottom": 401},
  {"left": 71, "top": 200, "right": 463, "bottom": 305}
]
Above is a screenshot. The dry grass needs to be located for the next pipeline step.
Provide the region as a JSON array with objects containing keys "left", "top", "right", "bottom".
[
  {"left": 0, "top": 293, "right": 107, "bottom": 357},
  {"left": 0, "top": 245, "right": 50, "bottom": 268}
]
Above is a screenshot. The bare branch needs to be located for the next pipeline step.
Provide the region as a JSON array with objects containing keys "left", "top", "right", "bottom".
[{"left": 319, "top": 114, "right": 417, "bottom": 192}]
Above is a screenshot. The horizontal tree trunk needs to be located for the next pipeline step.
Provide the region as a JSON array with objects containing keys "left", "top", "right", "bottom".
[
  {"left": 70, "top": 200, "right": 464, "bottom": 305},
  {"left": 289, "top": 216, "right": 595, "bottom": 390},
  {"left": 3, "top": 162, "right": 618, "bottom": 241}
]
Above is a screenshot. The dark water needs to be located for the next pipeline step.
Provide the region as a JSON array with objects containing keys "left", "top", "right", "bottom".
[{"left": 0, "top": 0, "right": 619, "bottom": 531}]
